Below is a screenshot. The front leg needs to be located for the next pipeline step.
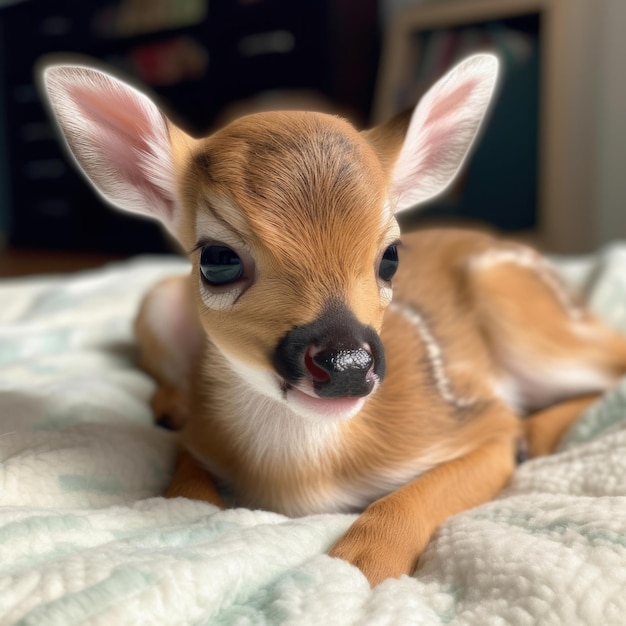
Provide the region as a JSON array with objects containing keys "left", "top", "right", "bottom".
[
  {"left": 166, "top": 449, "right": 224, "bottom": 508},
  {"left": 135, "top": 275, "right": 201, "bottom": 431},
  {"left": 328, "top": 437, "right": 516, "bottom": 586}
]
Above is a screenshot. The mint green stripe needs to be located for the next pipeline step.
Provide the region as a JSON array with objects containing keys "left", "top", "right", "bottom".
[
  {"left": 16, "top": 567, "right": 158, "bottom": 626},
  {"left": 0, "top": 515, "right": 91, "bottom": 544},
  {"left": 57, "top": 474, "right": 123, "bottom": 495}
]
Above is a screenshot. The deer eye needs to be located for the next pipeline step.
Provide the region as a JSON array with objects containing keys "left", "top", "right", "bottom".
[
  {"left": 379, "top": 244, "right": 399, "bottom": 282},
  {"left": 200, "top": 245, "right": 243, "bottom": 285}
]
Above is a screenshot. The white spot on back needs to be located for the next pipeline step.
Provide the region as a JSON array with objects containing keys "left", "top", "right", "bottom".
[
  {"left": 389, "top": 300, "right": 476, "bottom": 410},
  {"left": 493, "top": 356, "right": 614, "bottom": 412},
  {"left": 469, "top": 246, "right": 584, "bottom": 322}
]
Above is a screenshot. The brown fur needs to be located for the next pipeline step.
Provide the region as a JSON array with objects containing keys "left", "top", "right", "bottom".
[
  {"left": 138, "top": 170, "right": 626, "bottom": 583},
  {"left": 43, "top": 59, "right": 626, "bottom": 587}
]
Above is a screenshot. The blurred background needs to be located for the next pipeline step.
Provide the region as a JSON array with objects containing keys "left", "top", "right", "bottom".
[{"left": 0, "top": 0, "right": 624, "bottom": 276}]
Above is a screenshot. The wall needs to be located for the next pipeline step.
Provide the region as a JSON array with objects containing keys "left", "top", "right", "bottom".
[
  {"left": 0, "top": 21, "right": 8, "bottom": 247},
  {"left": 377, "top": 0, "right": 626, "bottom": 253},
  {"left": 594, "top": 0, "right": 626, "bottom": 247},
  {"left": 554, "top": 0, "right": 626, "bottom": 252}
]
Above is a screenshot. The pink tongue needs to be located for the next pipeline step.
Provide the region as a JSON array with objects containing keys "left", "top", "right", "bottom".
[{"left": 304, "top": 348, "right": 330, "bottom": 383}]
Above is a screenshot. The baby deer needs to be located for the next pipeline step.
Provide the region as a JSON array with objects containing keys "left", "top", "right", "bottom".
[{"left": 42, "top": 55, "right": 626, "bottom": 585}]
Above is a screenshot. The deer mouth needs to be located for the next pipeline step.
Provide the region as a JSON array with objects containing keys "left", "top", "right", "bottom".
[{"left": 279, "top": 377, "right": 370, "bottom": 421}]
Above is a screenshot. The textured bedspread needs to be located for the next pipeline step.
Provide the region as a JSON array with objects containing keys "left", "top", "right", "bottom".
[{"left": 2, "top": 248, "right": 626, "bottom": 625}]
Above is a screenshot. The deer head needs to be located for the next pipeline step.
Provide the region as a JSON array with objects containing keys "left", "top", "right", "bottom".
[{"left": 42, "top": 54, "right": 499, "bottom": 421}]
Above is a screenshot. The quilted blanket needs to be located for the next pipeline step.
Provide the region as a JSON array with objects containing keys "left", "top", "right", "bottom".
[{"left": 2, "top": 247, "right": 626, "bottom": 625}]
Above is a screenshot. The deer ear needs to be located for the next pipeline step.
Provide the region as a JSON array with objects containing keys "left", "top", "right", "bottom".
[
  {"left": 41, "top": 64, "right": 180, "bottom": 233},
  {"left": 390, "top": 54, "right": 500, "bottom": 213}
]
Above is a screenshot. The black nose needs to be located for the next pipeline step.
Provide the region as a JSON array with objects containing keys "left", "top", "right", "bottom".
[
  {"left": 273, "top": 300, "right": 385, "bottom": 399},
  {"left": 310, "top": 346, "right": 375, "bottom": 398}
]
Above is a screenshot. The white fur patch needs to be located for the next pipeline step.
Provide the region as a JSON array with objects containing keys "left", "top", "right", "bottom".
[
  {"left": 379, "top": 285, "right": 393, "bottom": 307},
  {"left": 218, "top": 349, "right": 344, "bottom": 439},
  {"left": 144, "top": 278, "right": 194, "bottom": 386},
  {"left": 494, "top": 356, "right": 613, "bottom": 413},
  {"left": 390, "top": 301, "right": 477, "bottom": 410},
  {"left": 195, "top": 207, "right": 252, "bottom": 250},
  {"left": 232, "top": 383, "right": 343, "bottom": 465},
  {"left": 200, "top": 290, "right": 238, "bottom": 311},
  {"left": 469, "top": 246, "right": 585, "bottom": 322},
  {"left": 202, "top": 194, "right": 254, "bottom": 240}
]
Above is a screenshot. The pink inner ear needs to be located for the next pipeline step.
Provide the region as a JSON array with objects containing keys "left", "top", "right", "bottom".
[
  {"left": 423, "top": 79, "right": 478, "bottom": 128},
  {"left": 414, "top": 126, "right": 459, "bottom": 175},
  {"left": 391, "top": 55, "right": 498, "bottom": 212},
  {"left": 45, "top": 64, "right": 181, "bottom": 229},
  {"left": 413, "top": 80, "right": 480, "bottom": 177},
  {"left": 70, "top": 84, "right": 167, "bottom": 196},
  {"left": 72, "top": 85, "right": 155, "bottom": 139}
]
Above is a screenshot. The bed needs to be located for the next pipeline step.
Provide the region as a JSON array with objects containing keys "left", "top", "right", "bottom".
[{"left": 2, "top": 246, "right": 626, "bottom": 625}]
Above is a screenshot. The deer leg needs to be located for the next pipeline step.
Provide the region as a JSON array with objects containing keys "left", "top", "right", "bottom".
[
  {"left": 134, "top": 274, "right": 201, "bottom": 430},
  {"left": 524, "top": 393, "right": 601, "bottom": 458},
  {"left": 166, "top": 449, "right": 224, "bottom": 507},
  {"left": 329, "top": 436, "right": 516, "bottom": 586}
]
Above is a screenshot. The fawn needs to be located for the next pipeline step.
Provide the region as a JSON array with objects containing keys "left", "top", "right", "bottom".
[{"left": 42, "top": 55, "right": 626, "bottom": 585}]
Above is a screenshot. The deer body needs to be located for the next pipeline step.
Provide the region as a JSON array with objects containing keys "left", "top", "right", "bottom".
[
  {"left": 42, "top": 55, "right": 626, "bottom": 585},
  {"left": 143, "top": 227, "right": 626, "bottom": 520},
  {"left": 176, "top": 228, "right": 516, "bottom": 517}
]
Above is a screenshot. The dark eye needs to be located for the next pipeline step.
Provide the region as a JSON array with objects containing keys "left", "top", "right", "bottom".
[
  {"left": 200, "top": 245, "right": 243, "bottom": 286},
  {"left": 379, "top": 244, "right": 399, "bottom": 282}
]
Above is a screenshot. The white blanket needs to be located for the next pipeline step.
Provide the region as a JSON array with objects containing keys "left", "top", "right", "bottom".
[{"left": 2, "top": 248, "right": 626, "bottom": 625}]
